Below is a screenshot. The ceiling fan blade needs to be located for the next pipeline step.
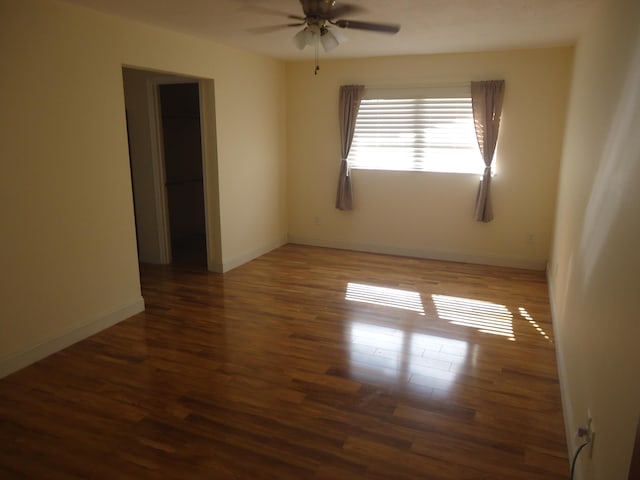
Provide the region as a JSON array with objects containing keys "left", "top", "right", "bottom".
[
  {"left": 242, "top": 5, "right": 305, "bottom": 21},
  {"left": 326, "top": 4, "right": 366, "bottom": 19},
  {"left": 247, "top": 23, "right": 305, "bottom": 34},
  {"left": 333, "top": 19, "right": 400, "bottom": 34}
]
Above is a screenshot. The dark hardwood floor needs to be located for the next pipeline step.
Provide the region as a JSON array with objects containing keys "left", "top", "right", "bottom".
[{"left": 0, "top": 244, "right": 568, "bottom": 479}]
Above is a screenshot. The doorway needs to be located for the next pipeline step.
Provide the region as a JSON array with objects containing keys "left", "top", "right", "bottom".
[
  {"left": 122, "top": 67, "right": 222, "bottom": 271},
  {"left": 159, "top": 83, "right": 207, "bottom": 267}
]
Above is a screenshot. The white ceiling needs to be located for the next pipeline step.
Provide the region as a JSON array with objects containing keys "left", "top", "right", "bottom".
[{"left": 60, "top": 0, "right": 595, "bottom": 60}]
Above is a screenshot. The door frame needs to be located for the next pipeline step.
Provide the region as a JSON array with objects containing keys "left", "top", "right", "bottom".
[{"left": 146, "top": 74, "right": 221, "bottom": 269}]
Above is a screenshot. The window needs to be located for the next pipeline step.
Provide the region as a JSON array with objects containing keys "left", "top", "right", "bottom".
[{"left": 348, "top": 85, "right": 485, "bottom": 174}]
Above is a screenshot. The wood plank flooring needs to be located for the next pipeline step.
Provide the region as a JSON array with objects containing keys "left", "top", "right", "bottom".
[{"left": 0, "top": 244, "right": 568, "bottom": 479}]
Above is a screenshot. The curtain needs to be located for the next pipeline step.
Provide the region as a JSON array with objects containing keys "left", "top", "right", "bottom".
[
  {"left": 336, "top": 85, "right": 365, "bottom": 211},
  {"left": 471, "top": 80, "right": 505, "bottom": 222}
]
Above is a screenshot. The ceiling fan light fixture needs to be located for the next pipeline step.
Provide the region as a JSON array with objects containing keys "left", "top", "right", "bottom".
[
  {"left": 294, "top": 24, "right": 323, "bottom": 49},
  {"left": 320, "top": 28, "right": 339, "bottom": 52},
  {"left": 293, "top": 28, "right": 309, "bottom": 49},
  {"left": 307, "top": 24, "right": 321, "bottom": 46}
]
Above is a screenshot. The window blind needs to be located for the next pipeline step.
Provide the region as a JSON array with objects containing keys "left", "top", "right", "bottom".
[{"left": 348, "top": 93, "right": 483, "bottom": 174}]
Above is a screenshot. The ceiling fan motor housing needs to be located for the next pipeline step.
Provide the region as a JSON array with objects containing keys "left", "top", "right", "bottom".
[{"left": 301, "top": 0, "right": 337, "bottom": 17}]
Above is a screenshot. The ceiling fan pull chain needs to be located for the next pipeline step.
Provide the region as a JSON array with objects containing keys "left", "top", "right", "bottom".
[{"left": 315, "top": 43, "right": 320, "bottom": 75}]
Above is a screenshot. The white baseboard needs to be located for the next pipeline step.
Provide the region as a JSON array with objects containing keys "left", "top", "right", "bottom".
[
  {"left": 221, "top": 237, "right": 288, "bottom": 272},
  {"left": 546, "top": 267, "right": 574, "bottom": 461},
  {"left": 287, "top": 236, "right": 548, "bottom": 271},
  {"left": 0, "top": 297, "right": 145, "bottom": 379},
  {"left": 207, "top": 259, "right": 224, "bottom": 273}
]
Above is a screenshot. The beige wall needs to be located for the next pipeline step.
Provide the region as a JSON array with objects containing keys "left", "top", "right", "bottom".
[
  {"left": 0, "top": 0, "right": 287, "bottom": 374},
  {"left": 549, "top": 0, "right": 640, "bottom": 477},
  {"left": 286, "top": 47, "right": 573, "bottom": 269}
]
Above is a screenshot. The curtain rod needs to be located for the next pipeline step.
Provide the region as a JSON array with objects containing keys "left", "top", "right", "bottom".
[{"left": 362, "top": 81, "right": 470, "bottom": 90}]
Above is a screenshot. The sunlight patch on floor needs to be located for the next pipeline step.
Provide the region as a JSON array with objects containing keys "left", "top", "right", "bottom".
[
  {"left": 346, "top": 283, "right": 425, "bottom": 314},
  {"left": 432, "top": 294, "right": 515, "bottom": 340},
  {"left": 518, "top": 307, "right": 552, "bottom": 343}
]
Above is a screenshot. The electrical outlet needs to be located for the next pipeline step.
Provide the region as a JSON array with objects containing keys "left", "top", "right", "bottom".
[
  {"left": 588, "top": 411, "right": 596, "bottom": 458},
  {"left": 577, "top": 410, "right": 596, "bottom": 458}
]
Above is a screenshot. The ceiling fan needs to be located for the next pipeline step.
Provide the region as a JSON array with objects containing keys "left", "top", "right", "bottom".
[{"left": 250, "top": 1, "right": 400, "bottom": 72}]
